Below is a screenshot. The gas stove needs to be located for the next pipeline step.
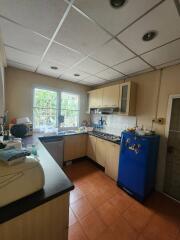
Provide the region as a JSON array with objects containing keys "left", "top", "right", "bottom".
[{"left": 90, "top": 131, "right": 120, "bottom": 143}]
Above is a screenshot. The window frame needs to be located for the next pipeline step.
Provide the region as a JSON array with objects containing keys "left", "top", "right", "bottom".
[
  {"left": 32, "top": 86, "right": 80, "bottom": 131},
  {"left": 60, "top": 91, "right": 80, "bottom": 130}
]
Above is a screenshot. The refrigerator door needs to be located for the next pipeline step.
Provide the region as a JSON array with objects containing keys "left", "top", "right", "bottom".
[{"left": 118, "top": 132, "right": 150, "bottom": 200}]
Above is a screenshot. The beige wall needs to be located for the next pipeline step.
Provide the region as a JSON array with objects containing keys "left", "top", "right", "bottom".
[
  {"left": 5, "top": 67, "right": 91, "bottom": 125},
  {"left": 97, "top": 63, "right": 180, "bottom": 191}
]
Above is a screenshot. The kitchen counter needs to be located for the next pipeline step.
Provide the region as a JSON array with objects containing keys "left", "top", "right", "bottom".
[{"left": 0, "top": 136, "right": 74, "bottom": 224}]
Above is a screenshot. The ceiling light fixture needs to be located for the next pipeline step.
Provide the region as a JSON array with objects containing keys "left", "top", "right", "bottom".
[
  {"left": 74, "top": 73, "right": 80, "bottom": 77},
  {"left": 50, "top": 66, "right": 58, "bottom": 70},
  {"left": 142, "top": 31, "right": 158, "bottom": 41},
  {"left": 110, "top": 0, "right": 127, "bottom": 8}
]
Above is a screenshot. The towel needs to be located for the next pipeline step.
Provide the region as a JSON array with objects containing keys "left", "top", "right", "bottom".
[{"left": 0, "top": 147, "right": 31, "bottom": 163}]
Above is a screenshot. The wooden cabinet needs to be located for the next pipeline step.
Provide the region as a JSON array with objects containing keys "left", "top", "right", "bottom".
[
  {"left": 87, "top": 135, "right": 120, "bottom": 181},
  {"left": 102, "top": 85, "right": 120, "bottom": 108},
  {"left": 88, "top": 89, "right": 103, "bottom": 108},
  {"left": 119, "top": 81, "right": 136, "bottom": 115},
  {"left": 95, "top": 138, "right": 106, "bottom": 167},
  {"left": 105, "top": 142, "right": 120, "bottom": 181},
  {"left": 64, "top": 134, "right": 87, "bottom": 161},
  {"left": 87, "top": 135, "right": 97, "bottom": 161},
  {"left": 0, "top": 194, "right": 69, "bottom": 240}
]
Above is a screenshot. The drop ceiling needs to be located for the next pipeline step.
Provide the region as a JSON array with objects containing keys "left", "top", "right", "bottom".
[{"left": 0, "top": 0, "right": 180, "bottom": 86}]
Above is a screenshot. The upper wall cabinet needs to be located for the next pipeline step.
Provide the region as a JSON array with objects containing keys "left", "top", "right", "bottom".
[
  {"left": 102, "top": 84, "right": 119, "bottom": 108},
  {"left": 119, "top": 81, "right": 137, "bottom": 115},
  {"left": 88, "top": 89, "right": 103, "bottom": 108},
  {"left": 88, "top": 81, "right": 136, "bottom": 115}
]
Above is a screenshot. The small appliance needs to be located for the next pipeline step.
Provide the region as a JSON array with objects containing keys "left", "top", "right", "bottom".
[{"left": 117, "top": 131, "right": 160, "bottom": 201}]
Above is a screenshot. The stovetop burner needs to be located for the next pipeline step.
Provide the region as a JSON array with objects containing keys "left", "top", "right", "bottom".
[{"left": 91, "top": 131, "right": 120, "bottom": 143}]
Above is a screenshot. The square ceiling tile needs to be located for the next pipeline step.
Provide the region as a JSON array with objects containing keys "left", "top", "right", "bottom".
[
  {"left": 96, "top": 68, "right": 124, "bottom": 81},
  {"left": 60, "top": 67, "right": 90, "bottom": 82},
  {"left": 118, "top": 1, "right": 180, "bottom": 54},
  {"left": 74, "top": 0, "right": 161, "bottom": 35},
  {"left": 113, "top": 57, "right": 151, "bottom": 75},
  {"left": 76, "top": 58, "right": 107, "bottom": 74},
  {"left": 141, "top": 39, "right": 180, "bottom": 67},
  {"left": 91, "top": 39, "right": 134, "bottom": 67},
  {"left": 55, "top": 8, "right": 111, "bottom": 54},
  {"left": 0, "top": 18, "right": 49, "bottom": 55},
  {"left": 81, "top": 76, "right": 107, "bottom": 85},
  {"left": 0, "top": 0, "right": 68, "bottom": 37},
  {"left": 7, "top": 60, "right": 36, "bottom": 72},
  {"left": 45, "top": 42, "right": 84, "bottom": 66},
  {"left": 37, "top": 59, "right": 67, "bottom": 78},
  {"left": 5, "top": 46, "right": 41, "bottom": 68}
]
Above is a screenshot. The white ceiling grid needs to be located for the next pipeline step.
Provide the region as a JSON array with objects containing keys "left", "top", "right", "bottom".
[{"left": 0, "top": 0, "right": 180, "bottom": 86}]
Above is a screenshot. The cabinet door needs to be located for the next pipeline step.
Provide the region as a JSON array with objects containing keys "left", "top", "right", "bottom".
[
  {"left": 102, "top": 85, "right": 119, "bottom": 108},
  {"left": 64, "top": 135, "right": 87, "bottom": 161},
  {"left": 105, "top": 142, "right": 120, "bottom": 181},
  {"left": 64, "top": 136, "right": 76, "bottom": 161},
  {"left": 89, "top": 89, "right": 103, "bottom": 109},
  {"left": 95, "top": 138, "right": 106, "bottom": 167},
  {"left": 75, "top": 134, "right": 87, "bottom": 158},
  {"left": 87, "top": 135, "right": 97, "bottom": 161},
  {"left": 95, "top": 89, "right": 103, "bottom": 108},
  {"left": 119, "top": 82, "right": 136, "bottom": 115},
  {"left": 119, "top": 82, "right": 130, "bottom": 114},
  {"left": 89, "top": 90, "right": 96, "bottom": 108}
]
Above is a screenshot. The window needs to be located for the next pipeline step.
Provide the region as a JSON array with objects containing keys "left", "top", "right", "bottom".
[
  {"left": 33, "top": 88, "right": 79, "bottom": 131},
  {"left": 61, "top": 92, "right": 79, "bottom": 128},
  {"left": 33, "top": 88, "right": 58, "bottom": 130}
]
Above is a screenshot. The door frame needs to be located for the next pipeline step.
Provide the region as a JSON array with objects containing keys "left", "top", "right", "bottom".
[
  {"left": 165, "top": 94, "right": 180, "bottom": 138},
  {"left": 164, "top": 94, "right": 180, "bottom": 201}
]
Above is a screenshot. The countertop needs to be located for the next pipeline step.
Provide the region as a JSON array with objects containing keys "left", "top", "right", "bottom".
[{"left": 0, "top": 136, "right": 74, "bottom": 224}]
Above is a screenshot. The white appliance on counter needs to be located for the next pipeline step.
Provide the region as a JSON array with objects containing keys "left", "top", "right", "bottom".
[{"left": 0, "top": 157, "right": 45, "bottom": 207}]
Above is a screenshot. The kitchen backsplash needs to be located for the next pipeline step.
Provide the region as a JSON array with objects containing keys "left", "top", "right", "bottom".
[{"left": 91, "top": 113, "right": 137, "bottom": 136}]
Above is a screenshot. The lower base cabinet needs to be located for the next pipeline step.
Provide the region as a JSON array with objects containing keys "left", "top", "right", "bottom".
[
  {"left": 105, "top": 142, "right": 120, "bottom": 181},
  {"left": 64, "top": 134, "right": 87, "bottom": 161},
  {"left": 0, "top": 193, "right": 69, "bottom": 240},
  {"left": 87, "top": 135, "right": 97, "bottom": 161},
  {"left": 87, "top": 135, "right": 120, "bottom": 181},
  {"left": 64, "top": 134, "right": 120, "bottom": 182},
  {"left": 95, "top": 138, "right": 106, "bottom": 167}
]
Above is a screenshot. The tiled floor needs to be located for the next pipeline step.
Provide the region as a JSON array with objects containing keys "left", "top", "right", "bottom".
[{"left": 64, "top": 159, "right": 180, "bottom": 240}]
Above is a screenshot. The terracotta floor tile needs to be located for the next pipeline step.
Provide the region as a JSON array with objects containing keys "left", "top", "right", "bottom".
[
  {"left": 69, "top": 207, "right": 78, "bottom": 226},
  {"left": 109, "top": 192, "right": 133, "bottom": 214},
  {"left": 70, "top": 187, "right": 84, "bottom": 204},
  {"left": 110, "top": 216, "right": 138, "bottom": 240},
  {"left": 68, "top": 222, "right": 88, "bottom": 240},
  {"left": 97, "top": 201, "right": 122, "bottom": 226},
  {"left": 71, "top": 197, "right": 93, "bottom": 219},
  {"left": 94, "top": 228, "right": 117, "bottom": 240},
  {"left": 142, "top": 214, "right": 179, "bottom": 240},
  {"left": 123, "top": 201, "right": 153, "bottom": 232},
  {"left": 66, "top": 160, "right": 180, "bottom": 240},
  {"left": 85, "top": 189, "right": 108, "bottom": 209},
  {"left": 80, "top": 211, "right": 106, "bottom": 240}
]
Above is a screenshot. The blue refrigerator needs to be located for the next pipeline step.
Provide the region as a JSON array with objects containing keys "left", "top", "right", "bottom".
[{"left": 117, "top": 131, "right": 160, "bottom": 201}]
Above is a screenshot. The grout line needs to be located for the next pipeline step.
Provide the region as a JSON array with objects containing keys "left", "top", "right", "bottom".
[
  {"left": 140, "top": 37, "right": 180, "bottom": 56},
  {"left": 114, "top": 37, "right": 156, "bottom": 70},
  {"left": 4, "top": 44, "right": 43, "bottom": 57},
  {"left": 0, "top": 15, "right": 51, "bottom": 41},
  {"left": 35, "top": 0, "right": 75, "bottom": 72},
  {"left": 115, "top": 0, "right": 166, "bottom": 37}
]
